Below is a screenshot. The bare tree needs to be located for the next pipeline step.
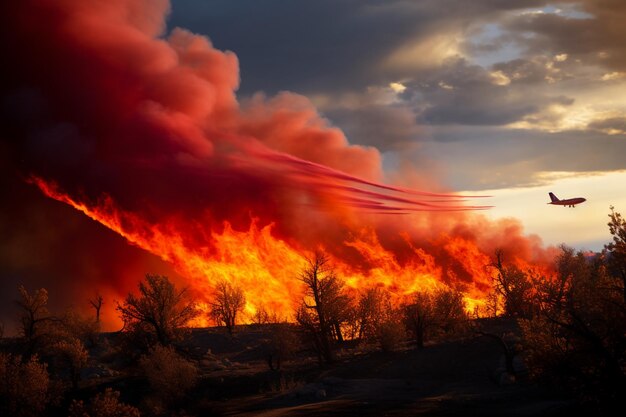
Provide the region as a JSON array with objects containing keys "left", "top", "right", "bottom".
[
  {"left": 116, "top": 274, "right": 198, "bottom": 346},
  {"left": 15, "top": 286, "right": 53, "bottom": 354},
  {"left": 209, "top": 280, "right": 246, "bottom": 335},
  {"left": 296, "top": 251, "right": 350, "bottom": 363},
  {"left": 403, "top": 291, "right": 434, "bottom": 349},
  {"left": 490, "top": 250, "right": 534, "bottom": 318},
  {"left": 88, "top": 293, "right": 104, "bottom": 323},
  {"left": 353, "top": 287, "right": 394, "bottom": 341}
]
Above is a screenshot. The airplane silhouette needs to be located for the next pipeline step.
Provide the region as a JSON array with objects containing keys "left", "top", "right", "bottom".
[{"left": 548, "top": 192, "right": 586, "bottom": 208}]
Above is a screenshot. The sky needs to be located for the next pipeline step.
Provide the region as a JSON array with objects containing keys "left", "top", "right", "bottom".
[
  {"left": 168, "top": 0, "right": 626, "bottom": 250},
  {"left": 1, "top": 0, "right": 626, "bottom": 330}
]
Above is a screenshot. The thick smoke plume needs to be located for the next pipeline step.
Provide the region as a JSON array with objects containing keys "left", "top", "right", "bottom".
[{"left": 0, "top": 0, "right": 553, "bottom": 329}]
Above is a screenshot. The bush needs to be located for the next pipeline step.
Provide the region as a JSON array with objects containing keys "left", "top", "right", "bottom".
[
  {"left": 49, "top": 337, "right": 88, "bottom": 390},
  {"left": 0, "top": 353, "right": 50, "bottom": 417},
  {"left": 266, "top": 324, "right": 300, "bottom": 370},
  {"left": 69, "top": 388, "right": 140, "bottom": 417},
  {"left": 376, "top": 319, "right": 405, "bottom": 353},
  {"left": 139, "top": 345, "right": 198, "bottom": 407}
]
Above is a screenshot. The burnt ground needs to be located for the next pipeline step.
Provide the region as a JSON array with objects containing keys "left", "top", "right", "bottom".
[{"left": 59, "top": 318, "right": 587, "bottom": 416}]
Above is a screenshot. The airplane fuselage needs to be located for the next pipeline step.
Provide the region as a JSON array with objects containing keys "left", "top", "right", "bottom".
[{"left": 548, "top": 197, "right": 586, "bottom": 207}]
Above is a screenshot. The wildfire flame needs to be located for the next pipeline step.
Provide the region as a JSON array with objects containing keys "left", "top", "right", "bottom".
[{"left": 29, "top": 176, "right": 536, "bottom": 324}]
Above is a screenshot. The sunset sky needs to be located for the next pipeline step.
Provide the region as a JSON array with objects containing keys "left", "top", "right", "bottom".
[{"left": 169, "top": 0, "right": 626, "bottom": 250}]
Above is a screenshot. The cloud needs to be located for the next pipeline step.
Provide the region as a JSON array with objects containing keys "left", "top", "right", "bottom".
[
  {"left": 419, "top": 126, "right": 626, "bottom": 190},
  {"left": 403, "top": 57, "right": 575, "bottom": 126},
  {"left": 588, "top": 116, "right": 626, "bottom": 135},
  {"left": 167, "top": 0, "right": 547, "bottom": 96},
  {"left": 501, "top": 1, "right": 626, "bottom": 72}
]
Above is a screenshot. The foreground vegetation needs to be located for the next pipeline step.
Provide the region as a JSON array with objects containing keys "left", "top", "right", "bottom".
[{"left": 0, "top": 208, "right": 624, "bottom": 416}]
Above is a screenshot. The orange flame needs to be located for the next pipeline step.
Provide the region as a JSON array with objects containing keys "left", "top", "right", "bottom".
[{"left": 29, "top": 176, "right": 549, "bottom": 325}]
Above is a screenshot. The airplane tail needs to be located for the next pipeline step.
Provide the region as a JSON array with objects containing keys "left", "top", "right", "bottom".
[{"left": 548, "top": 192, "right": 559, "bottom": 203}]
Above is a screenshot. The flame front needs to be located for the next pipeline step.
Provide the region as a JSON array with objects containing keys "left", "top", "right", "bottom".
[{"left": 30, "top": 176, "right": 545, "bottom": 324}]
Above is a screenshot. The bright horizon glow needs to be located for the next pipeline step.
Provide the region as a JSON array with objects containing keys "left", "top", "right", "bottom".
[{"left": 466, "top": 170, "right": 626, "bottom": 252}]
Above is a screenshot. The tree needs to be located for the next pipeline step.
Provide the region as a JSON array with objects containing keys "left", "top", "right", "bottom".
[
  {"left": 209, "top": 280, "right": 246, "bottom": 335},
  {"left": 605, "top": 206, "right": 626, "bottom": 304},
  {"left": 489, "top": 250, "right": 534, "bottom": 318},
  {"left": 295, "top": 251, "right": 350, "bottom": 364},
  {"left": 116, "top": 274, "right": 198, "bottom": 346},
  {"left": 403, "top": 291, "right": 434, "bottom": 349},
  {"left": 404, "top": 286, "right": 468, "bottom": 349},
  {"left": 265, "top": 324, "right": 300, "bottom": 370},
  {"left": 89, "top": 293, "right": 104, "bottom": 323},
  {"left": 15, "top": 286, "right": 52, "bottom": 354},
  {"left": 354, "top": 287, "right": 388, "bottom": 341},
  {"left": 520, "top": 243, "right": 626, "bottom": 404}
]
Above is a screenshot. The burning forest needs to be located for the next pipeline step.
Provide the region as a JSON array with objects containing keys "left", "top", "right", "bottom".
[{"left": 1, "top": 1, "right": 624, "bottom": 416}]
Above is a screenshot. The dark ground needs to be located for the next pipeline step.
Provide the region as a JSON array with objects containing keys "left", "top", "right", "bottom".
[{"left": 25, "top": 318, "right": 590, "bottom": 416}]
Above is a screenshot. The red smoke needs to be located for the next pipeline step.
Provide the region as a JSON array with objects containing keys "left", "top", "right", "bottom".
[{"left": 0, "top": 0, "right": 555, "bottom": 328}]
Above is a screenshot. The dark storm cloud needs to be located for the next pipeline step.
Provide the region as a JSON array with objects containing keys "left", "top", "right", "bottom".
[
  {"left": 168, "top": 0, "right": 547, "bottom": 96},
  {"left": 502, "top": 0, "right": 626, "bottom": 71},
  {"left": 402, "top": 57, "right": 574, "bottom": 126},
  {"left": 588, "top": 117, "right": 626, "bottom": 133},
  {"left": 321, "top": 97, "right": 421, "bottom": 152}
]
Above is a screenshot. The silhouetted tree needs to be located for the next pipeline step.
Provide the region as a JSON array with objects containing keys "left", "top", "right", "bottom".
[
  {"left": 15, "top": 286, "right": 53, "bottom": 355},
  {"left": 88, "top": 293, "right": 104, "bottom": 323},
  {"left": 116, "top": 274, "right": 198, "bottom": 346},
  {"left": 606, "top": 206, "right": 626, "bottom": 304},
  {"left": 404, "top": 286, "right": 468, "bottom": 349},
  {"left": 210, "top": 280, "right": 246, "bottom": 335},
  {"left": 404, "top": 291, "right": 433, "bottom": 349},
  {"left": 296, "top": 251, "right": 350, "bottom": 363},
  {"left": 354, "top": 287, "right": 388, "bottom": 341},
  {"left": 490, "top": 250, "right": 534, "bottom": 318},
  {"left": 252, "top": 305, "right": 270, "bottom": 325}
]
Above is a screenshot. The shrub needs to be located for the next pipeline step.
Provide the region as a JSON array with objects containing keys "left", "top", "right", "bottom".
[
  {"left": 49, "top": 337, "right": 88, "bottom": 390},
  {"left": 139, "top": 345, "right": 198, "bottom": 406},
  {"left": 376, "top": 319, "right": 405, "bottom": 353},
  {"left": 69, "top": 388, "right": 140, "bottom": 417},
  {"left": 266, "top": 324, "right": 300, "bottom": 370},
  {"left": 0, "top": 353, "right": 50, "bottom": 417}
]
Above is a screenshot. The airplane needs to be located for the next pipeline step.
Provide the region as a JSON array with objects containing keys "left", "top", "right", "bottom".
[{"left": 547, "top": 192, "right": 586, "bottom": 208}]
